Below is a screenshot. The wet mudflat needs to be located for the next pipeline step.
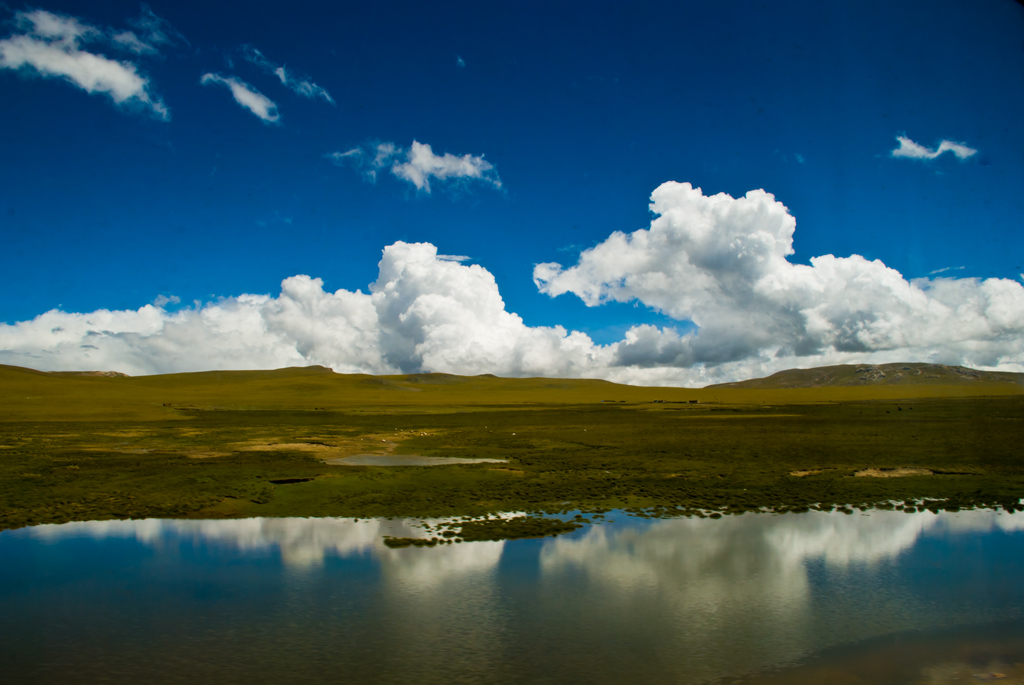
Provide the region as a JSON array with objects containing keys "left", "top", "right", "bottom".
[{"left": 2, "top": 508, "right": 1023, "bottom": 684}]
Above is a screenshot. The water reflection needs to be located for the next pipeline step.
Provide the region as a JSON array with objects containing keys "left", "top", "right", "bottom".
[
  {"left": 543, "top": 508, "right": 1024, "bottom": 580},
  {"left": 24, "top": 507, "right": 1023, "bottom": 573},
  {"left": 4, "top": 509, "right": 1023, "bottom": 684},
  {"left": 25, "top": 516, "right": 506, "bottom": 587},
  {"left": 533, "top": 510, "right": 1024, "bottom": 682}
]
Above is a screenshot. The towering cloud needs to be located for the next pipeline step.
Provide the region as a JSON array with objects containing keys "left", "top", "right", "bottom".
[
  {"left": 2, "top": 183, "right": 1022, "bottom": 385},
  {"left": 535, "top": 181, "right": 1024, "bottom": 379},
  {"left": 0, "top": 242, "right": 605, "bottom": 379}
]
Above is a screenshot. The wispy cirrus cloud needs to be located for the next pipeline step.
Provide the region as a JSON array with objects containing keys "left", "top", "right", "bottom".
[
  {"left": 0, "top": 8, "right": 174, "bottom": 119},
  {"left": 113, "top": 4, "right": 188, "bottom": 55},
  {"left": 326, "top": 140, "right": 501, "bottom": 193},
  {"left": 241, "top": 45, "right": 333, "bottom": 104},
  {"left": 111, "top": 30, "right": 157, "bottom": 55},
  {"left": 929, "top": 266, "right": 965, "bottom": 276},
  {"left": 201, "top": 73, "right": 280, "bottom": 124},
  {"left": 891, "top": 135, "right": 977, "bottom": 161}
]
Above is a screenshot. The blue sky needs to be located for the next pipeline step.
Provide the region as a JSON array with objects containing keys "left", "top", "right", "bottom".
[{"left": 1, "top": 0, "right": 1023, "bottom": 384}]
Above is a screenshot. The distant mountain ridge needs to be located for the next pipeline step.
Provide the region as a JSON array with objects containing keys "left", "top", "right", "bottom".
[
  {"left": 47, "top": 370, "right": 131, "bottom": 378},
  {"left": 3, "top": 362, "right": 1022, "bottom": 390},
  {"left": 0, "top": 365, "right": 132, "bottom": 378},
  {"left": 705, "top": 363, "right": 1024, "bottom": 389}
]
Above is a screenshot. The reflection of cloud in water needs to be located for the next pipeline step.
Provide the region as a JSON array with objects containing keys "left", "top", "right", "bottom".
[
  {"left": 14, "top": 509, "right": 1024, "bottom": 684},
  {"left": 539, "top": 508, "right": 953, "bottom": 612},
  {"left": 765, "top": 510, "right": 933, "bottom": 567},
  {"left": 383, "top": 540, "right": 504, "bottom": 590},
  {"left": 536, "top": 509, "right": 1024, "bottom": 682},
  {"left": 29, "top": 517, "right": 383, "bottom": 567},
  {"left": 25, "top": 517, "right": 505, "bottom": 579},
  {"left": 535, "top": 513, "right": 820, "bottom": 681},
  {"left": 931, "top": 508, "right": 1024, "bottom": 533},
  {"left": 770, "top": 509, "right": 1024, "bottom": 567},
  {"left": 23, "top": 509, "right": 1021, "bottom": 575},
  {"left": 542, "top": 513, "right": 810, "bottom": 616},
  {"left": 542, "top": 509, "right": 1023, "bottom": 585}
]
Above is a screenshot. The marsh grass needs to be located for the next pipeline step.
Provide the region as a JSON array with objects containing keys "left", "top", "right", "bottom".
[{"left": 2, "top": 364, "right": 1022, "bottom": 534}]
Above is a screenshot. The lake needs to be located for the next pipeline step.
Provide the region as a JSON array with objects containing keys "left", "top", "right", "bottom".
[{"left": 3, "top": 509, "right": 1024, "bottom": 684}]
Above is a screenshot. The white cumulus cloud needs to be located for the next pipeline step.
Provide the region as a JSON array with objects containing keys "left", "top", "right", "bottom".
[
  {"left": 0, "top": 242, "right": 607, "bottom": 379},
  {"left": 240, "top": 45, "right": 333, "bottom": 104},
  {"left": 152, "top": 294, "right": 180, "bottom": 307},
  {"left": 201, "top": 73, "right": 280, "bottom": 123},
  {"left": 326, "top": 140, "right": 501, "bottom": 193},
  {"left": 534, "top": 181, "right": 1024, "bottom": 381},
  {"left": 0, "top": 8, "right": 171, "bottom": 119},
  {"left": 394, "top": 141, "right": 501, "bottom": 192},
  {"left": 3, "top": 184, "right": 1023, "bottom": 385},
  {"left": 891, "top": 135, "right": 977, "bottom": 161}
]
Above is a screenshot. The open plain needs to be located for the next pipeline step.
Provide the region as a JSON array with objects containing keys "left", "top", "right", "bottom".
[{"left": 2, "top": 362, "right": 1022, "bottom": 538}]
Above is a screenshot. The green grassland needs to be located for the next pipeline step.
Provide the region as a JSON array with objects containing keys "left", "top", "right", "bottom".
[{"left": 2, "top": 363, "right": 1023, "bottom": 535}]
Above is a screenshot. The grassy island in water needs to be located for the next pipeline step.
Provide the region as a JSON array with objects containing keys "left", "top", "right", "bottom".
[{"left": 2, "top": 362, "right": 1022, "bottom": 541}]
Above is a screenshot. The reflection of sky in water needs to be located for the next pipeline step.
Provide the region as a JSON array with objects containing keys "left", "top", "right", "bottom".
[
  {"left": 535, "top": 510, "right": 1024, "bottom": 681},
  {"left": 25, "top": 515, "right": 507, "bottom": 590},
  {"left": 4, "top": 510, "right": 1024, "bottom": 684},
  {"left": 23, "top": 507, "right": 1024, "bottom": 575}
]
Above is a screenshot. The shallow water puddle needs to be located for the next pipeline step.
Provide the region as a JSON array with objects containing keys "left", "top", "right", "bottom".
[{"left": 326, "top": 453, "right": 508, "bottom": 466}]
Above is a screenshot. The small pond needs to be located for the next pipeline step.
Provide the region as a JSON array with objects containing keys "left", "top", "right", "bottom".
[{"left": 2, "top": 509, "right": 1024, "bottom": 684}]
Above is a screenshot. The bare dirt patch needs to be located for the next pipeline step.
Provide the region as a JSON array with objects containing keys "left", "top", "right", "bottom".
[
  {"left": 96, "top": 430, "right": 155, "bottom": 438},
  {"left": 237, "top": 440, "right": 356, "bottom": 461},
  {"left": 790, "top": 468, "right": 836, "bottom": 477},
  {"left": 855, "top": 467, "right": 934, "bottom": 478},
  {"left": 234, "top": 432, "right": 432, "bottom": 461}
]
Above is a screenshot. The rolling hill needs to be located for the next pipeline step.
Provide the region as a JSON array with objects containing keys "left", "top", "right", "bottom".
[{"left": 705, "top": 362, "right": 1024, "bottom": 389}]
